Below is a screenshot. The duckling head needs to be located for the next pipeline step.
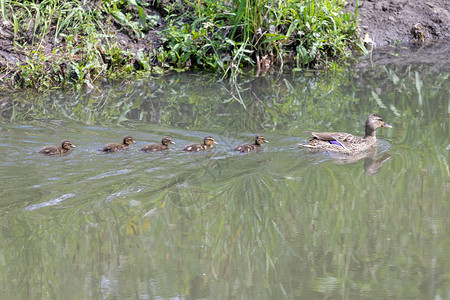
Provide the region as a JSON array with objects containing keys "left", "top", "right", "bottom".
[
  {"left": 204, "top": 136, "right": 218, "bottom": 147},
  {"left": 123, "top": 136, "right": 136, "bottom": 145},
  {"left": 255, "top": 135, "right": 269, "bottom": 145},
  {"left": 61, "top": 140, "right": 76, "bottom": 150},
  {"left": 162, "top": 136, "right": 175, "bottom": 146}
]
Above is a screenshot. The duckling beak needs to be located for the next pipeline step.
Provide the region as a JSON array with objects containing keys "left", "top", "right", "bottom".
[
  {"left": 383, "top": 123, "right": 392, "bottom": 128},
  {"left": 264, "top": 140, "right": 269, "bottom": 143},
  {"left": 132, "top": 140, "right": 137, "bottom": 143},
  {"left": 71, "top": 144, "right": 76, "bottom": 148},
  {"left": 213, "top": 141, "right": 219, "bottom": 145},
  {"left": 171, "top": 141, "right": 176, "bottom": 145}
]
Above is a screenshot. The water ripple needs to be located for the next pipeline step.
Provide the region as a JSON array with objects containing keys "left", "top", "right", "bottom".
[
  {"left": 85, "top": 169, "right": 132, "bottom": 180},
  {"left": 25, "top": 193, "right": 76, "bottom": 211},
  {"left": 106, "top": 187, "right": 145, "bottom": 202}
]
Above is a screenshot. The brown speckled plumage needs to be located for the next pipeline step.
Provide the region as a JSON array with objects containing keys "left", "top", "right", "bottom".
[
  {"left": 298, "top": 114, "right": 392, "bottom": 154},
  {"left": 182, "top": 136, "right": 218, "bottom": 152},
  {"left": 39, "top": 140, "right": 76, "bottom": 155},
  {"left": 234, "top": 135, "right": 268, "bottom": 152},
  {"left": 100, "top": 136, "right": 135, "bottom": 152},
  {"left": 141, "top": 136, "right": 175, "bottom": 152}
]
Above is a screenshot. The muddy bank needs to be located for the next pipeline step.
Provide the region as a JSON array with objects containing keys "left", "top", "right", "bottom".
[
  {"left": 345, "top": 0, "right": 450, "bottom": 47},
  {"left": 357, "top": 41, "right": 450, "bottom": 68},
  {"left": 0, "top": 0, "right": 449, "bottom": 90}
]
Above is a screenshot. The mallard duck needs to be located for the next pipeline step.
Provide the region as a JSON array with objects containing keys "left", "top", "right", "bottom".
[
  {"left": 298, "top": 114, "right": 392, "bottom": 154},
  {"left": 141, "top": 136, "right": 175, "bottom": 152},
  {"left": 100, "top": 136, "right": 136, "bottom": 152},
  {"left": 234, "top": 135, "right": 269, "bottom": 152},
  {"left": 182, "top": 136, "right": 218, "bottom": 152},
  {"left": 39, "top": 140, "right": 76, "bottom": 155}
]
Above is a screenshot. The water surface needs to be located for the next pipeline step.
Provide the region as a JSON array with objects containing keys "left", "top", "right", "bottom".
[{"left": 0, "top": 44, "right": 449, "bottom": 299}]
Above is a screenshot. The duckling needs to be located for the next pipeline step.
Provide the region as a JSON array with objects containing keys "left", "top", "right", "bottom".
[
  {"left": 182, "top": 136, "right": 218, "bottom": 152},
  {"left": 100, "top": 136, "right": 136, "bottom": 152},
  {"left": 298, "top": 114, "right": 392, "bottom": 154},
  {"left": 39, "top": 140, "right": 76, "bottom": 155},
  {"left": 141, "top": 136, "right": 175, "bottom": 152},
  {"left": 234, "top": 135, "right": 269, "bottom": 152}
]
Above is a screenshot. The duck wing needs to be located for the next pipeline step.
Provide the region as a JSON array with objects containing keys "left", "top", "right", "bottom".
[
  {"left": 100, "top": 143, "right": 125, "bottom": 152},
  {"left": 303, "top": 131, "right": 364, "bottom": 150},
  {"left": 304, "top": 131, "right": 337, "bottom": 141},
  {"left": 305, "top": 131, "right": 361, "bottom": 142},
  {"left": 182, "top": 143, "right": 205, "bottom": 152},
  {"left": 234, "top": 144, "right": 257, "bottom": 152},
  {"left": 39, "top": 146, "right": 59, "bottom": 155}
]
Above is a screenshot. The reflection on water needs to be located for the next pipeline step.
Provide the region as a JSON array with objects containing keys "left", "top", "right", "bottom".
[
  {"left": 301, "top": 140, "right": 392, "bottom": 175},
  {"left": 363, "top": 152, "right": 391, "bottom": 175},
  {"left": 0, "top": 45, "right": 449, "bottom": 299}
]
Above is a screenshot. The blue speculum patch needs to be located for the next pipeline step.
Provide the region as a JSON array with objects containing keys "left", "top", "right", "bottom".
[{"left": 329, "top": 140, "right": 343, "bottom": 147}]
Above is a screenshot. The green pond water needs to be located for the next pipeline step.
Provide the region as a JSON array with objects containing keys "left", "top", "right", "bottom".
[{"left": 0, "top": 45, "right": 449, "bottom": 299}]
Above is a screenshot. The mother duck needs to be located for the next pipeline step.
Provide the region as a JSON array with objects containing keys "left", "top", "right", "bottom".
[{"left": 298, "top": 114, "right": 392, "bottom": 154}]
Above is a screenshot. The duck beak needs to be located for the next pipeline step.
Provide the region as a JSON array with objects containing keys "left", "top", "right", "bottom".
[
  {"left": 383, "top": 123, "right": 392, "bottom": 128},
  {"left": 264, "top": 140, "right": 269, "bottom": 143},
  {"left": 132, "top": 140, "right": 137, "bottom": 143},
  {"left": 213, "top": 141, "right": 219, "bottom": 145},
  {"left": 71, "top": 144, "right": 76, "bottom": 148},
  {"left": 171, "top": 141, "right": 176, "bottom": 145}
]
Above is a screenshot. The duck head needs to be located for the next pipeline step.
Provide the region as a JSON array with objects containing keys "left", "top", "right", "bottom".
[
  {"left": 162, "top": 136, "right": 175, "bottom": 146},
  {"left": 365, "top": 114, "right": 392, "bottom": 137},
  {"left": 61, "top": 140, "right": 76, "bottom": 150},
  {"left": 123, "top": 136, "right": 136, "bottom": 145},
  {"left": 255, "top": 135, "right": 269, "bottom": 145},
  {"left": 204, "top": 136, "right": 218, "bottom": 147}
]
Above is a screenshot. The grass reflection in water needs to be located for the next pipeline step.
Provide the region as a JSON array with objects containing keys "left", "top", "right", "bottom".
[{"left": 0, "top": 56, "right": 449, "bottom": 299}]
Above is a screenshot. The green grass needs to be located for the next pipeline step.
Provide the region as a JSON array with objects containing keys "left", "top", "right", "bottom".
[
  {"left": 162, "top": 0, "right": 362, "bottom": 74},
  {"left": 0, "top": 0, "right": 362, "bottom": 90},
  {"left": 1, "top": 0, "right": 159, "bottom": 90}
]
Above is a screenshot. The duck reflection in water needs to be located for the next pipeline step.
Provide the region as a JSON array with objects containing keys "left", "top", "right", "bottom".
[
  {"left": 300, "top": 140, "right": 391, "bottom": 175},
  {"left": 327, "top": 147, "right": 391, "bottom": 175}
]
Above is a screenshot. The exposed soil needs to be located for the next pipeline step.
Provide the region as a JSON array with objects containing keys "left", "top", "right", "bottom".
[{"left": 345, "top": 0, "right": 450, "bottom": 46}]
